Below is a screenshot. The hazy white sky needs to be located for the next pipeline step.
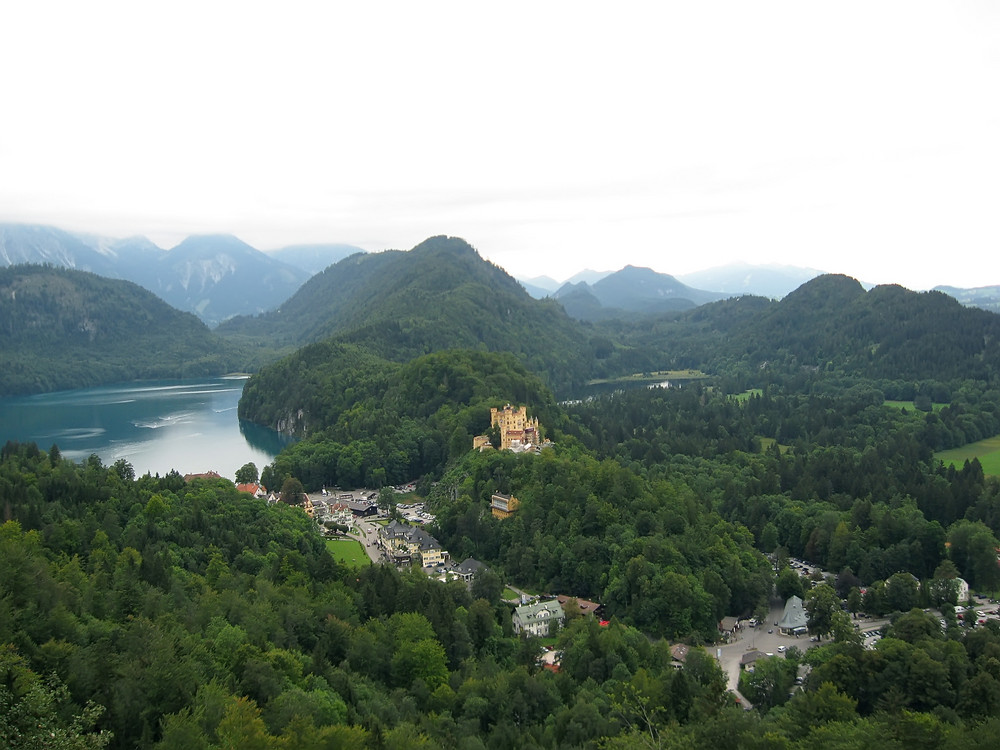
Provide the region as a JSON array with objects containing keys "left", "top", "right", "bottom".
[{"left": 2, "top": 1, "right": 998, "bottom": 289}]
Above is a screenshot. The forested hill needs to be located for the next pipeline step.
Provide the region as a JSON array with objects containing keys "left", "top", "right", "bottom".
[
  {"left": 240, "top": 348, "right": 562, "bottom": 490},
  {"left": 217, "top": 235, "right": 594, "bottom": 391},
  {"left": 0, "top": 265, "right": 237, "bottom": 395},
  {"left": 608, "top": 274, "right": 1000, "bottom": 383}
]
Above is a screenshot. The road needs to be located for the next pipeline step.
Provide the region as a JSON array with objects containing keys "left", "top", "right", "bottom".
[{"left": 350, "top": 519, "right": 387, "bottom": 564}]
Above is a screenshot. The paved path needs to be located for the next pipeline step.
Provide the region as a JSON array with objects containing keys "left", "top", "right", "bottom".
[
  {"left": 714, "top": 601, "right": 819, "bottom": 693},
  {"left": 349, "top": 519, "right": 389, "bottom": 564}
]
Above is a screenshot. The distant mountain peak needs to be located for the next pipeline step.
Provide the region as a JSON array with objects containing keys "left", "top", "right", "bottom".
[
  {"left": 553, "top": 265, "right": 723, "bottom": 320},
  {"left": 0, "top": 224, "right": 310, "bottom": 327},
  {"left": 168, "top": 234, "right": 257, "bottom": 253},
  {"left": 410, "top": 235, "right": 480, "bottom": 257},
  {"left": 678, "top": 261, "right": 824, "bottom": 299}
]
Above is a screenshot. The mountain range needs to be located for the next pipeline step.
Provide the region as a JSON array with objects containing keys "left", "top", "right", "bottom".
[
  {"left": 551, "top": 265, "right": 728, "bottom": 321},
  {"left": 3, "top": 232, "right": 1000, "bottom": 399},
  {"left": 3, "top": 223, "right": 1000, "bottom": 331},
  {"left": 521, "top": 262, "right": 823, "bottom": 301},
  {"left": 933, "top": 285, "right": 1000, "bottom": 314},
  {"left": 0, "top": 224, "right": 363, "bottom": 327}
]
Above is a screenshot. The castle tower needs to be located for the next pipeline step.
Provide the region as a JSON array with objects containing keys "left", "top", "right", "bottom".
[{"left": 490, "top": 403, "right": 541, "bottom": 450}]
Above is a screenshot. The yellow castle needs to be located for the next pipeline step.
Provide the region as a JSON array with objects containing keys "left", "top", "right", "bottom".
[{"left": 490, "top": 403, "right": 541, "bottom": 451}]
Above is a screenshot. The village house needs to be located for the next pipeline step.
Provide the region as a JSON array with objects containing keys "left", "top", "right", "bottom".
[
  {"left": 326, "top": 501, "right": 354, "bottom": 528},
  {"left": 346, "top": 499, "right": 378, "bottom": 518},
  {"left": 777, "top": 595, "right": 808, "bottom": 635},
  {"left": 512, "top": 599, "right": 565, "bottom": 637},
  {"left": 379, "top": 519, "right": 448, "bottom": 568},
  {"left": 740, "top": 650, "right": 768, "bottom": 671},
  {"left": 491, "top": 492, "right": 520, "bottom": 520},
  {"left": 235, "top": 482, "right": 267, "bottom": 499},
  {"left": 556, "top": 595, "right": 601, "bottom": 618},
  {"left": 451, "top": 557, "right": 487, "bottom": 583},
  {"left": 295, "top": 493, "right": 316, "bottom": 519}
]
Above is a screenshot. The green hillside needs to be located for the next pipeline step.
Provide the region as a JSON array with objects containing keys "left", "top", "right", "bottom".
[
  {"left": 597, "top": 274, "right": 1000, "bottom": 384},
  {"left": 241, "top": 348, "right": 561, "bottom": 489},
  {"left": 0, "top": 265, "right": 237, "bottom": 395},
  {"left": 218, "top": 236, "right": 595, "bottom": 393}
]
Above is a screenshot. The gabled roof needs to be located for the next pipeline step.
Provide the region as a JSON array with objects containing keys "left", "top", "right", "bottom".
[
  {"left": 720, "top": 616, "right": 740, "bottom": 631},
  {"left": 412, "top": 527, "right": 440, "bottom": 551},
  {"left": 778, "top": 595, "right": 808, "bottom": 630},
  {"left": 381, "top": 520, "right": 442, "bottom": 550},
  {"left": 514, "top": 600, "right": 564, "bottom": 621},
  {"left": 740, "top": 650, "right": 768, "bottom": 666},
  {"left": 383, "top": 519, "right": 411, "bottom": 536},
  {"left": 556, "top": 595, "right": 600, "bottom": 616},
  {"left": 457, "top": 558, "right": 486, "bottom": 576}
]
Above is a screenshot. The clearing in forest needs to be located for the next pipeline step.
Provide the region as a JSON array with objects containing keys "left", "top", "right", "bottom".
[
  {"left": 325, "top": 538, "right": 372, "bottom": 568},
  {"left": 936, "top": 434, "right": 1000, "bottom": 477}
]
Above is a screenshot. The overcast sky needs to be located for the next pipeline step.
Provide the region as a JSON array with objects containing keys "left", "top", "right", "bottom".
[{"left": 2, "top": 1, "right": 998, "bottom": 290}]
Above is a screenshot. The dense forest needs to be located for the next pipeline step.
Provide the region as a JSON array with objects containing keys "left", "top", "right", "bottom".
[
  {"left": 595, "top": 275, "right": 1000, "bottom": 386},
  {"left": 5, "top": 362, "right": 1000, "bottom": 747},
  {"left": 241, "top": 348, "right": 564, "bottom": 491},
  {"left": 5, "top": 237, "right": 1000, "bottom": 747},
  {"left": 0, "top": 266, "right": 240, "bottom": 396}
]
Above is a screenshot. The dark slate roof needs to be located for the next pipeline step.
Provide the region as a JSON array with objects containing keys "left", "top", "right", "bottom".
[{"left": 457, "top": 558, "right": 486, "bottom": 576}]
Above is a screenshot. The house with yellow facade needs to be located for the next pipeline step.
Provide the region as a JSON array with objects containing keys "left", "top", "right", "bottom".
[
  {"left": 491, "top": 493, "right": 520, "bottom": 520},
  {"left": 380, "top": 519, "right": 447, "bottom": 567}
]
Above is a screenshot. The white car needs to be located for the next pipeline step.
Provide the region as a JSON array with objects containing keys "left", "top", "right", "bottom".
[{"left": 777, "top": 645, "right": 786, "bottom": 652}]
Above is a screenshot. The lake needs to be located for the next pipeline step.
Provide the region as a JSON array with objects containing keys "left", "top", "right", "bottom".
[{"left": 0, "top": 377, "right": 294, "bottom": 481}]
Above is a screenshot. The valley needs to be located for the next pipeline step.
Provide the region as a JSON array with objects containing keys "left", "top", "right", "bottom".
[{"left": 2, "top": 232, "right": 1000, "bottom": 748}]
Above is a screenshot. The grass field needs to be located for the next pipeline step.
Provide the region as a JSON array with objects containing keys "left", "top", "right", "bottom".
[
  {"left": 758, "top": 436, "right": 791, "bottom": 454},
  {"left": 325, "top": 538, "right": 371, "bottom": 568},
  {"left": 936, "top": 434, "right": 1000, "bottom": 477},
  {"left": 884, "top": 400, "right": 947, "bottom": 413},
  {"left": 585, "top": 369, "right": 708, "bottom": 386},
  {"left": 733, "top": 389, "right": 763, "bottom": 403}
]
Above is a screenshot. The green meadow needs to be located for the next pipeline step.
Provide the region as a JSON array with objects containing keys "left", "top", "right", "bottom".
[
  {"left": 325, "top": 538, "right": 371, "bottom": 568},
  {"left": 936, "top": 434, "right": 1000, "bottom": 477},
  {"left": 884, "top": 399, "right": 947, "bottom": 412},
  {"left": 758, "top": 436, "right": 791, "bottom": 454}
]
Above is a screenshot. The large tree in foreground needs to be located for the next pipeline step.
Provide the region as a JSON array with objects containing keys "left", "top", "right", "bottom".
[
  {"left": 805, "top": 583, "right": 840, "bottom": 640},
  {"left": 279, "top": 476, "right": 306, "bottom": 505},
  {"left": 235, "top": 462, "right": 259, "bottom": 485}
]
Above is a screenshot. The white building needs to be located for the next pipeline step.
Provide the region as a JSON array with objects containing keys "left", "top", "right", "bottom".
[{"left": 512, "top": 600, "right": 565, "bottom": 637}]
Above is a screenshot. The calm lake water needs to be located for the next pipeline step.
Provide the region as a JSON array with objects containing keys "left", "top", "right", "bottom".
[{"left": 0, "top": 377, "right": 293, "bottom": 481}]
